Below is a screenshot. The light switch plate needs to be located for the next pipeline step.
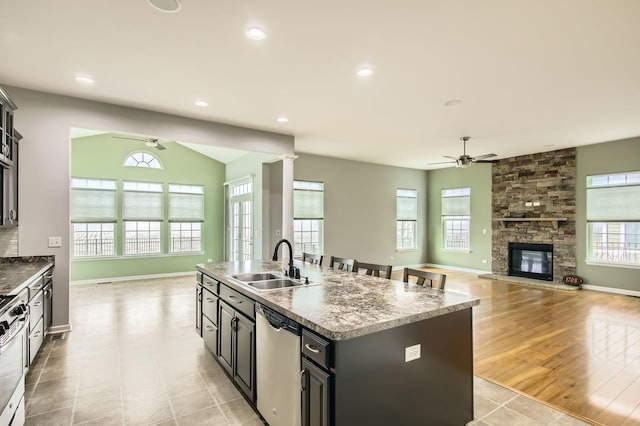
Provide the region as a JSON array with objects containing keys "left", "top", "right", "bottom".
[
  {"left": 48, "top": 236, "right": 62, "bottom": 248},
  {"left": 405, "top": 344, "right": 421, "bottom": 362}
]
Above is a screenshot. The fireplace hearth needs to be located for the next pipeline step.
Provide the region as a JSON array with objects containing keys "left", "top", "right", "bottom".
[{"left": 509, "top": 243, "right": 553, "bottom": 281}]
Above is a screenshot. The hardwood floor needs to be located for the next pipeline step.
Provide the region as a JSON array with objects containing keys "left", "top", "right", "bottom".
[{"left": 406, "top": 269, "right": 640, "bottom": 426}]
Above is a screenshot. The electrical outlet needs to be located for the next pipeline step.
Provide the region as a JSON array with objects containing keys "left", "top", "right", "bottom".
[
  {"left": 525, "top": 202, "right": 533, "bottom": 207},
  {"left": 482, "top": 228, "right": 487, "bottom": 235},
  {"left": 48, "top": 236, "right": 62, "bottom": 248},
  {"left": 390, "top": 256, "right": 394, "bottom": 260},
  {"left": 533, "top": 201, "right": 541, "bottom": 206},
  {"left": 405, "top": 344, "right": 421, "bottom": 362},
  {"left": 207, "top": 258, "right": 213, "bottom": 263},
  {"left": 482, "top": 259, "right": 488, "bottom": 264}
]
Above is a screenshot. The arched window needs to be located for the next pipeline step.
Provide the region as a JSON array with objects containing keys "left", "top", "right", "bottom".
[{"left": 123, "top": 152, "right": 162, "bottom": 169}]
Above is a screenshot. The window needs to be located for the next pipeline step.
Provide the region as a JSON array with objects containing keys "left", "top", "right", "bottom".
[
  {"left": 124, "top": 152, "right": 162, "bottom": 169},
  {"left": 586, "top": 171, "right": 640, "bottom": 266},
  {"left": 293, "top": 181, "right": 324, "bottom": 257},
  {"left": 71, "top": 178, "right": 117, "bottom": 257},
  {"left": 169, "top": 184, "right": 204, "bottom": 253},
  {"left": 396, "top": 189, "right": 418, "bottom": 250},
  {"left": 442, "top": 187, "right": 470, "bottom": 251},
  {"left": 123, "top": 181, "right": 163, "bottom": 255}
]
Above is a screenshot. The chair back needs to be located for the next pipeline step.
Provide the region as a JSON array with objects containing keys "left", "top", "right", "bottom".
[
  {"left": 403, "top": 268, "right": 446, "bottom": 290},
  {"left": 302, "top": 252, "right": 323, "bottom": 266},
  {"left": 329, "top": 256, "right": 356, "bottom": 272},
  {"left": 354, "top": 261, "right": 392, "bottom": 279}
]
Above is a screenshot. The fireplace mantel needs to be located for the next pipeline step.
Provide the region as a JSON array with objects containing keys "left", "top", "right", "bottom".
[{"left": 493, "top": 217, "right": 568, "bottom": 230}]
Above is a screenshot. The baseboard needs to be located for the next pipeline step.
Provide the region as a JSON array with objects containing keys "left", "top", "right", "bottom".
[
  {"left": 582, "top": 284, "right": 640, "bottom": 297},
  {"left": 47, "top": 324, "right": 72, "bottom": 334},
  {"left": 391, "top": 263, "right": 429, "bottom": 272},
  {"left": 71, "top": 271, "right": 195, "bottom": 285},
  {"left": 424, "top": 263, "right": 492, "bottom": 275}
]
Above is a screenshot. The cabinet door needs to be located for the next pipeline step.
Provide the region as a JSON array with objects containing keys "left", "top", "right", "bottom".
[
  {"left": 195, "top": 284, "right": 202, "bottom": 336},
  {"left": 301, "top": 358, "right": 331, "bottom": 426},
  {"left": 202, "top": 315, "right": 218, "bottom": 356},
  {"left": 218, "top": 302, "right": 234, "bottom": 374},
  {"left": 234, "top": 313, "right": 255, "bottom": 401}
]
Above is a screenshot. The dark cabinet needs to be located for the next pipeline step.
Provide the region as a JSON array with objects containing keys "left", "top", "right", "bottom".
[
  {"left": 301, "top": 357, "right": 331, "bottom": 426},
  {"left": 195, "top": 282, "right": 202, "bottom": 336},
  {"left": 198, "top": 273, "right": 220, "bottom": 356},
  {"left": 218, "top": 299, "right": 256, "bottom": 401},
  {"left": 0, "top": 86, "right": 19, "bottom": 227}
]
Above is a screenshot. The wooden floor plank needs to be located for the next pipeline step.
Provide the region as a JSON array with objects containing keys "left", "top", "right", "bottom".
[{"left": 418, "top": 268, "right": 640, "bottom": 425}]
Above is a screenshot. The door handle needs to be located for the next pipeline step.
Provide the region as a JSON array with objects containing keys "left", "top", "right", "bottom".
[
  {"left": 300, "top": 369, "right": 307, "bottom": 391},
  {"left": 205, "top": 325, "right": 214, "bottom": 331},
  {"left": 205, "top": 298, "right": 215, "bottom": 303},
  {"left": 227, "top": 295, "right": 243, "bottom": 304}
]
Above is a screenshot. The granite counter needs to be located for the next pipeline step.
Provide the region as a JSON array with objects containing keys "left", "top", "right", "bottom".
[
  {"left": 0, "top": 256, "right": 55, "bottom": 295},
  {"left": 197, "top": 259, "right": 479, "bottom": 341}
]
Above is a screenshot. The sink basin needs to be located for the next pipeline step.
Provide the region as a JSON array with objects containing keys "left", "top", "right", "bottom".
[
  {"left": 230, "top": 272, "right": 281, "bottom": 282},
  {"left": 247, "top": 279, "right": 305, "bottom": 291}
]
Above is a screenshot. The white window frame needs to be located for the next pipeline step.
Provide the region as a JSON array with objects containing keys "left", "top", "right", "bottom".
[
  {"left": 123, "top": 181, "right": 163, "bottom": 256},
  {"left": 168, "top": 184, "right": 204, "bottom": 254},
  {"left": 123, "top": 151, "right": 163, "bottom": 169},
  {"left": 293, "top": 180, "right": 324, "bottom": 257},
  {"left": 586, "top": 171, "right": 640, "bottom": 267},
  {"left": 396, "top": 189, "right": 418, "bottom": 251},
  {"left": 442, "top": 187, "right": 471, "bottom": 252},
  {"left": 70, "top": 178, "right": 117, "bottom": 258}
]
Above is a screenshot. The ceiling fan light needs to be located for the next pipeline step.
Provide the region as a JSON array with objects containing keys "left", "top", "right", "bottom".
[
  {"left": 145, "top": 140, "right": 158, "bottom": 147},
  {"left": 147, "top": 0, "right": 181, "bottom": 13}
]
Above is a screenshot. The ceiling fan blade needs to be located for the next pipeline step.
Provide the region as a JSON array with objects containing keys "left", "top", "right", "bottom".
[
  {"left": 428, "top": 160, "right": 457, "bottom": 165},
  {"left": 113, "top": 136, "right": 144, "bottom": 142},
  {"left": 155, "top": 143, "right": 167, "bottom": 150},
  {"left": 443, "top": 155, "right": 459, "bottom": 160},
  {"left": 473, "top": 153, "right": 497, "bottom": 160},
  {"left": 474, "top": 159, "right": 498, "bottom": 164}
]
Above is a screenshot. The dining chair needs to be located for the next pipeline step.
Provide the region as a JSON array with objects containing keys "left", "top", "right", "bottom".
[
  {"left": 329, "top": 256, "right": 356, "bottom": 272},
  {"left": 403, "top": 268, "right": 446, "bottom": 290},
  {"left": 354, "top": 261, "right": 392, "bottom": 279},
  {"left": 302, "top": 252, "right": 323, "bottom": 266}
]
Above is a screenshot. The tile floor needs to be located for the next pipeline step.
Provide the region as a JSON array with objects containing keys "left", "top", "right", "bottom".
[{"left": 23, "top": 275, "right": 590, "bottom": 425}]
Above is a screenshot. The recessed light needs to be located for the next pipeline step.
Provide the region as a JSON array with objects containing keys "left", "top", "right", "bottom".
[
  {"left": 246, "top": 27, "right": 266, "bottom": 41},
  {"left": 357, "top": 66, "right": 374, "bottom": 77},
  {"left": 147, "top": 0, "right": 182, "bottom": 13},
  {"left": 444, "top": 99, "right": 463, "bottom": 107},
  {"left": 74, "top": 74, "right": 95, "bottom": 85},
  {"left": 194, "top": 99, "right": 208, "bottom": 107},
  {"left": 277, "top": 116, "right": 289, "bottom": 123}
]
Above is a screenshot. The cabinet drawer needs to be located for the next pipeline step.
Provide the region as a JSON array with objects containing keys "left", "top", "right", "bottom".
[
  {"left": 202, "top": 315, "right": 218, "bottom": 356},
  {"left": 201, "top": 274, "right": 219, "bottom": 295},
  {"left": 29, "top": 290, "right": 44, "bottom": 332},
  {"left": 302, "top": 329, "right": 332, "bottom": 370},
  {"left": 202, "top": 287, "right": 218, "bottom": 325},
  {"left": 29, "top": 317, "right": 44, "bottom": 365},
  {"left": 28, "top": 275, "right": 44, "bottom": 299},
  {"left": 219, "top": 284, "right": 255, "bottom": 320}
]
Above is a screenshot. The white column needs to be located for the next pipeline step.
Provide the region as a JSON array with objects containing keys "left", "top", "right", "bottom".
[{"left": 281, "top": 154, "right": 297, "bottom": 245}]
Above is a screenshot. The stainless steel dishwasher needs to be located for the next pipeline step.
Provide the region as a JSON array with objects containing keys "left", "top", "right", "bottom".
[{"left": 256, "top": 303, "right": 301, "bottom": 426}]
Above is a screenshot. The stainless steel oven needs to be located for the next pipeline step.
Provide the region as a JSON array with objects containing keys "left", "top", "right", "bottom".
[{"left": 0, "top": 296, "right": 29, "bottom": 426}]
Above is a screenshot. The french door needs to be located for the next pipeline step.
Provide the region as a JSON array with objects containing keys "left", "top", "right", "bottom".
[{"left": 227, "top": 178, "right": 253, "bottom": 261}]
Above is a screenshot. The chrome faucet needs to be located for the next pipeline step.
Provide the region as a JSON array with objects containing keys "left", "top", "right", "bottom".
[{"left": 272, "top": 238, "right": 299, "bottom": 279}]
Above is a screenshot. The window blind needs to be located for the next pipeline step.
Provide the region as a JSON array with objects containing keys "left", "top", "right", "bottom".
[
  {"left": 70, "top": 178, "right": 117, "bottom": 223},
  {"left": 169, "top": 184, "right": 204, "bottom": 222},
  {"left": 122, "top": 181, "right": 163, "bottom": 221},
  {"left": 587, "top": 182, "right": 640, "bottom": 221},
  {"left": 442, "top": 188, "right": 470, "bottom": 216},
  {"left": 294, "top": 181, "right": 324, "bottom": 219},
  {"left": 396, "top": 189, "right": 417, "bottom": 220}
]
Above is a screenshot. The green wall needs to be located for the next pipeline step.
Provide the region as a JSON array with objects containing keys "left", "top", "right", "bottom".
[
  {"left": 576, "top": 137, "right": 640, "bottom": 291},
  {"left": 71, "top": 134, "right": 226, "bottom": 281},
  {"left": 426, "top": 164, "right": 492, "bottom": 271}
]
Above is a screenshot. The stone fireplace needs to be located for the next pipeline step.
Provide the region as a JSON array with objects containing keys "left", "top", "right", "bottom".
[{"left": 492, "top": 148, "right": 577, "bottom": 283}]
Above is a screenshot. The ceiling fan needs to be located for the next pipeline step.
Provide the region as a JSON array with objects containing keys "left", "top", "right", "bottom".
[
  {"left": 113, "top": 135, "right": 167, "bottom": 150},
  {"left": 429, "top": 136, "right": 497, "bottom": 168}
]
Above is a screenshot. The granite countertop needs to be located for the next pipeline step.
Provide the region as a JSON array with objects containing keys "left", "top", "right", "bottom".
[
  {"left": 0, "top": 256, "right": 55, "bottom": 295},
  {"left": 197, "top": 260, "right": 480, "bottom": 341}
]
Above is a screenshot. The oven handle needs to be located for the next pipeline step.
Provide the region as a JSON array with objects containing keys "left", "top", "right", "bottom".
[{"left": 0, "top": 316, "right": 29, "bottom": 354}]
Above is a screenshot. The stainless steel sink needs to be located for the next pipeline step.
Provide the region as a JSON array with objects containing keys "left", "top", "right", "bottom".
[
  {"left": 247, "top": 279, "right": 304, "bottom": 291},
  {"left": 230, "top": 272, "right": 281, "bottom": 282},
  {"left": 228, "top": 271, "right": 315, "bottom": 291}
]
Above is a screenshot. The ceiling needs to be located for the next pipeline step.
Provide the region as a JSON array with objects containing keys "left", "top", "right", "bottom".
[{"left": 2, "top": 1, "right": 640, "bottom": 170}]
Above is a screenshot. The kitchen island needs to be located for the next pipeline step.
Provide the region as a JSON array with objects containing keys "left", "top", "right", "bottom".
[{"left": 196, "top": 260, "right": 480, "bottom": 426}]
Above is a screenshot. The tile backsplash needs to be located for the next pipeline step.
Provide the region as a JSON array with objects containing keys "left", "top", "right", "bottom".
[{"left": 0, "top": 227, "right": 18, "bottom": 256}]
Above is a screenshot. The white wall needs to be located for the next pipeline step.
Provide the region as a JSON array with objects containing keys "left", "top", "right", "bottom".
[
  {"left": 5, "top": 86, "right": 294, "bottom": 331},
  {"left": 294, "top": 153, "right": 428, "bottom": 267}
]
